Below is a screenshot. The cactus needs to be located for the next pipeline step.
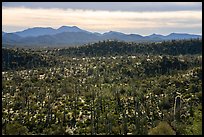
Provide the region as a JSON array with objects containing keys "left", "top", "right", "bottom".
[
  {"left": 134, "top": 95, "right": 139, "bottom": 135},
  {"left": 123, "top": 109, "right": 128, "bottom": 135},
  {"left": 174, "top": 95, "right": 181, "bottom": 122}
]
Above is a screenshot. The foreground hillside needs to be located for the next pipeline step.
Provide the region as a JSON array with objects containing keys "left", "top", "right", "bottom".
[{"left": 2, "top": 39, "right": 202, "bottom": 135}]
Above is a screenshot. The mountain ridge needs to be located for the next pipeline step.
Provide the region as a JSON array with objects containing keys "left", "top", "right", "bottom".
[{"left": 2, "top": 26, "right": 202, "bottom": 47}]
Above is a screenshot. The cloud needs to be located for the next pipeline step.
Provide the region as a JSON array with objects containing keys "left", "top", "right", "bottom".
[
  {"left": 2, "top": 2, "right": 202, "bottom": 12},
  {"left": 2, "top": 6, "right": 202, "bottom": 35}
]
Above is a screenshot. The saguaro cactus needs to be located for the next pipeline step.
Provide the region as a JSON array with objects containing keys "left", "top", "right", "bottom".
[{"left": 174, "top": 95, "right": 181, "bottom": 122}]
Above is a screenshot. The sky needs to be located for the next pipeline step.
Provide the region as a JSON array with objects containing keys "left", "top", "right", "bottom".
[{"left": 2, "top": 2, "right": 202, "bottom": 36}]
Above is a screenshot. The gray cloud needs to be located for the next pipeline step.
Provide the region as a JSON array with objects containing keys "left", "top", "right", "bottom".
[
  {"left": 2, "top": 2, "right": 202, "bottom": 12},
  {"left": 2, "top": 2, "right": 202, "bottom": 35}
]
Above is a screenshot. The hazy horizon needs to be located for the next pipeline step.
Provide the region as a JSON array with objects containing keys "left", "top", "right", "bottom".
[
  {"left": 2, "top": 25, "right": 202, "bottom": 37},
  {"left": 2, "top": 2, "right": 202, "bottom": 35}
]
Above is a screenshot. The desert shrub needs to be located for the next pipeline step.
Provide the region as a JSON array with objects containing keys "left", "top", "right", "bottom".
[
  {"left": 42, "top": 124, "right": 66, "bottom": 135},
  {"left": 5, "top": 122, "right": 29, "bottom": 135},
  {"left": 184, "top": 107, "right": 202, "bottom": 135},
  {"left": 148, "top": 121, "right": 176, "bottom": 135}
]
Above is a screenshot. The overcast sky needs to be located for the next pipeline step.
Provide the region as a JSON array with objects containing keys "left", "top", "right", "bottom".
[{"left": 2, "top": 2, "right": 202, "bottom": 35}]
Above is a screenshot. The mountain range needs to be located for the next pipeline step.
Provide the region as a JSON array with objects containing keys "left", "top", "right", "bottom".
[{"left": 2, "top": 26, "right": 202, "bottom": 47}]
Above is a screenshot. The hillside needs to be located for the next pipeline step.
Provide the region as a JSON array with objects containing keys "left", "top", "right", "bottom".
[
  {"left": 2, "top": 39, "right": 202, "bottom": 135},
  {"left": 2, "top": 39, "right": 202, "bottom": 72},
  {"left": 2, "top": 48, "right": 56, "bottom": 71},
  {"left": 56, "top": 39, "right": 202, "bottom": 57}
]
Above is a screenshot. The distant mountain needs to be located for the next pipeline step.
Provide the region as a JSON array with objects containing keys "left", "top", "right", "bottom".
[
  {"left": 164, "top": 33, "right": 201, "bottom": 40},
  {"left": 2, "top": 26, "right": 202, "bottom": 47},
  {"left": 102, "top": 31, "right": 129, "bottom": 40},
  {"left": 3, "top": 32, "right": 101, "bottom": 46},
  {"left": 2, "top": 33, "right": 22, "bottom": 43},
  {"left": 56, "top": 26, "right": 90, "bottom": 34},
  {"left": 145, "top": 33, "right": 202, "bottom": 40},
  {"left": 103, "top": 31, "right": 126, "bottom": 36},
  {"left": 146, "top": 33, "right": 165, "bottom": 39},
  {"left": 93, "top": 32, "right": 102, "bottom": 36},
  {"left": 14, "top": 26, "right": 90, "bottom": 37},
  {"left": 102, "top": 31, "right": 146, "bottom": 42},
  {"left": 2, "top": 31, "right": 6, "bottom": 36},
  {"left": 15, "top": 27, "right": 56, "bottom": 37}
]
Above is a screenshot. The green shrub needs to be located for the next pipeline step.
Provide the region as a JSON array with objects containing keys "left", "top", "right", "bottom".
[
  {"left": 148, "top": 121, "right": 176, "bottom": 135},
  {"left": 5, "top": 122, "right": 29, "bottom": 135},
  {"left": 184, "top": 107, "right": 202, "bottom": 135}
]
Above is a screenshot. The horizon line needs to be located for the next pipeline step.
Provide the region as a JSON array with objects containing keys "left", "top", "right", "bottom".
[{"left": 2, "top": 25, "right": 202, "bottom": 37}]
